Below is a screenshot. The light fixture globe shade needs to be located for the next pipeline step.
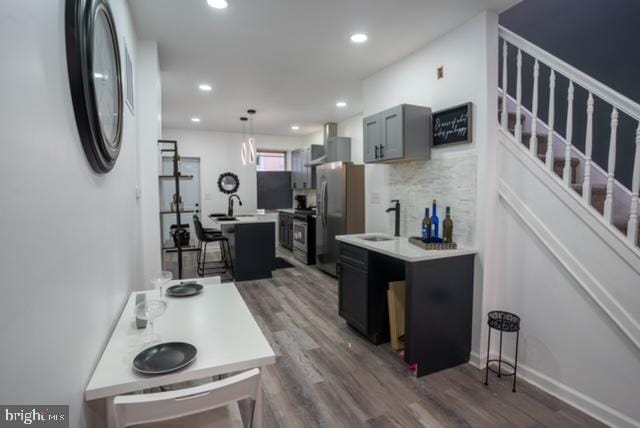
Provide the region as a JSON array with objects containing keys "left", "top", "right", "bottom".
[{"left": 248, "top": 137, "right": 256, "bottom": 164}]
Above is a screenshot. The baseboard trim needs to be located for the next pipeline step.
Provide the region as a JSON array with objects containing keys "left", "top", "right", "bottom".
[{"left": 473, "top": 353, "right": 639, "bottom": 428}]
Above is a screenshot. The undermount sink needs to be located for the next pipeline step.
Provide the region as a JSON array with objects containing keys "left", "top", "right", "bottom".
[
  {"left": 217, "top": 216, "right": 237, "bottom": 221},
  {"left": 359, "top": 235, "right": 394, "bottom": 242}
]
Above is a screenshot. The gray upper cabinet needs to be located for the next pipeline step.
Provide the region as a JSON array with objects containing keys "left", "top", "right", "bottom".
[
  {"left": 291, "top": 144, "right": 324, "bottom": 189},
  {"left": 363, "top": 114, "right": 381, "bottom": 163},
  {"left": 363, "top": 104, "right": 432, "bottom": 163}
]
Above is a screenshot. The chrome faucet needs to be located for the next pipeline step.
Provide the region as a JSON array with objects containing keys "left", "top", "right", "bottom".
[
  {"left": 228, "top": 194, "right": 243, "bottom": 217},
  {"left": 386, "top": 199, "right": 400, "bottom": 237}
]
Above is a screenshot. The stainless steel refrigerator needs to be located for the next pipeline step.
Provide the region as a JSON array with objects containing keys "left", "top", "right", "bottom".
[{"left": 316, "top": 161, "right": 365, "bottom": 276}]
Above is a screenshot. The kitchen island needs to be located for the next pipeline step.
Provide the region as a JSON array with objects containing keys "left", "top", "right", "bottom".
[
  {"left": 210, "top": 215, "right": 276, "bottom": 281},
  {"left": 336, "top": 233, "right": 477, "bottom": 377}
]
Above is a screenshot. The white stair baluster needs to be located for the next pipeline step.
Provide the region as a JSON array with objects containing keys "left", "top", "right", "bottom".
[
  {"left": 501, "top": 40, "right": 508, "bottom": 130},
  {"left": 545, "top": 70, "right": 556, "bottom": 171},
  {"left": 628, "top": 124, "right": 640, "bottom": 245},
  {"left": 563, "top": 81, "right": 575, "bottom": 185},
  {"left": 515, "top": 49, "right": 523, "bottom": 142},
  {"left": 604, "top": 107, "right": 619, "bottom": 222},
  {"left": 583, "top": 93, "right": 594, "bottom": 205},
  {"left": 530, "top": 59, "right": 539, "bottom": 156}
]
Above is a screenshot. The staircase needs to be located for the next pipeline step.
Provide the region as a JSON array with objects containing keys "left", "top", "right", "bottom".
[{"left": 498, "top": 26, "right": 640, "bottom": 251}]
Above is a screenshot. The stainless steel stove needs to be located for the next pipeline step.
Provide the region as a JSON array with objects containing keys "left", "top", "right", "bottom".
[{"left": 293, "top": 209, "right": 316, "bottom": 264}]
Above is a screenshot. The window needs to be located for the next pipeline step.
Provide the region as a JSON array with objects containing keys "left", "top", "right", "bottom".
[{"left": 256, "top": 151, "right": 286, "bottom": 171}]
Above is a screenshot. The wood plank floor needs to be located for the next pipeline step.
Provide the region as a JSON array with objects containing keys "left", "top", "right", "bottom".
[{"left": 164, "top": 249, "right": 605, "bottom": 428}]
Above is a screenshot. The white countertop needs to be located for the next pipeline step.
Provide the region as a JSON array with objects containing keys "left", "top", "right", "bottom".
[
  {"left": 85, "top": 277, "right": 275, "bottom": 401},
  {"left": 336, "top": 234, "right": 477, "bottom": 262},
  {"left": 212, "top": 215, "right": 277, "bottom": 225},
  {"left": 277, "top": 208, "right": 296, "bottom": 214}
]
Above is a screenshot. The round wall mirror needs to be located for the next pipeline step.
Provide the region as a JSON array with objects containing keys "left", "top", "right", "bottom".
[{"left": 218, "top": 172, "right": 240, "bottom": 194}]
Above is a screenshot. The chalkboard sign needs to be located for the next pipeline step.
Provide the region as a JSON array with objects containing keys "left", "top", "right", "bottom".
[
  {"left": 433, "top": 102, "right": 472, "bottom": 147},
  {"left": 257, "top": 171, "right": 292, "bottom": 210}
]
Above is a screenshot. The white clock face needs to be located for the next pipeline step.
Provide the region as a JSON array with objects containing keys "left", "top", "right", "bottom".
[{"left": 92, "top": 7, "right": 120, "bottom": 149}]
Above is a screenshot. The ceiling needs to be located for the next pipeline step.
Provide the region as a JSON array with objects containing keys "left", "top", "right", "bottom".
[{"left": 129, "top": 0, "right": 518, "bottom": 136}]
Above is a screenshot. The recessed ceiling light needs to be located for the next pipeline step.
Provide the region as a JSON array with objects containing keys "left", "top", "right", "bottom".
[
  {"left": 336, "top": 101, "right": 347, "bottom": 108},
  {"left": 198, "top": 84, "right": 213, "bottom": 91},
  {"left": 207, "top": 0, "right": 228, "bottom": 9},
  {"left": 191, "top": 117, "right": 201, "bottom": 123},
  {"left": 291, "top": 125, "right": 300, "bottom": 131},
  {"left": 350, "top": 33, "right": 368, "bottom": 43}
]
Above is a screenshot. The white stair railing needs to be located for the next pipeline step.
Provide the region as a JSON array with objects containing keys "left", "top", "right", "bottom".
[
  {"left": 529, "top": 59, "right": 539, "bottom": 156},
  {"left": 499, "top": 25, "right": 640, "bottom": 248},
  {"left": 629, "top": 127, "right": 640, "bottom": 245}
]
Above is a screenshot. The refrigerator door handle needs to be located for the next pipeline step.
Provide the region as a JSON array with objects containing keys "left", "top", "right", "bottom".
[{"left": 322, "top": 181, "right": 328, "bottom": 227}]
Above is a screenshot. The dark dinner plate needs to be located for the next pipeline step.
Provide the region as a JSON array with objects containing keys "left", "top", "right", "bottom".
[
  {"left": 133, "top": 342, "right": 197, "bottom": 375},
  {"left": 166, "top": 283, "right": 203, "bottom": 297}
]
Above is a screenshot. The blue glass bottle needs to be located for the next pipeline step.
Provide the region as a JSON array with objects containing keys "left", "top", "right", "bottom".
[
  {"left": 431, "top": 200, "right": 440, "bottom": 241},
  {"left": 421, "top": 208, "right": 432, "bottom": 242}
]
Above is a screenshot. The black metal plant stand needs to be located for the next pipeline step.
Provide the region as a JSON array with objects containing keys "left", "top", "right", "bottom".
[
  {"left": 158, "top": 140, "right": 185, "bottom": 279},
  {"left": 484, "top": 310, "right": 520, "bottom": 392}
]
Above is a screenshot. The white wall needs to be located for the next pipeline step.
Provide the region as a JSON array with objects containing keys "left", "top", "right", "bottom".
[
  {"left": 361, "top": 12, "right": 498, "bottom": 357},
  {"left": 0, "top": 1, "right": 146, "bottom": 426},
  {"left": 136, "top": 41, "right": 163, "bottom": 286},
  {"left": 162, "top": 128, "right": 305, "bottom": 227},
  {"left": 493, "top": 134, "right": 640, "bottom": 427}
]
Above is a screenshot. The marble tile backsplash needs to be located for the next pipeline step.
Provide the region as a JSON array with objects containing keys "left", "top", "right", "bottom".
[{"left": 386, "top": 153, "right": 477, "bottom": 246}]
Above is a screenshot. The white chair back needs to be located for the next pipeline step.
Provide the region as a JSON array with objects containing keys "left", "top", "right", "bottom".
[{"left": 113, "top": 368, "right": 261, "bottom": 428}]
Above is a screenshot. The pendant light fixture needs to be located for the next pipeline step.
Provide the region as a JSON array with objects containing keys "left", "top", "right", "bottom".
[
  {"left": 247, "top": 109, "right": 257, "bottom": 164},
  {"left": 240, "top": 116, "right": 248, "bottom": 166}
]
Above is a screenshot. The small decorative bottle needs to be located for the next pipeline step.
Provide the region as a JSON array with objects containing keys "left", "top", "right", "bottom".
[
  {"left": 443, "top": 206, "right": 454, "bottom": 244},
  {"left": 431, "top": 200, "right": 440, "bottom": 242},
  {"left": 421, "top": 208, "right": 432, "bottom": 242}
]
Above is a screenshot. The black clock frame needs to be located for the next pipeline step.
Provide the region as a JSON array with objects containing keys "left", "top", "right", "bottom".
[{"left": 66, "top": 0, "right": 124, "bottom": 174}]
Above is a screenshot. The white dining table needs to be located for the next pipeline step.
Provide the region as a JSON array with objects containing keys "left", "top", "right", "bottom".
[{"left": 85, "top": 276, "right": 275, "bottom": 427}]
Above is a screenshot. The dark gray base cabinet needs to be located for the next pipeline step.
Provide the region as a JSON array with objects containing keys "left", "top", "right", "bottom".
[
  {"left": 337, "top": 241, "right": 475, "bottom": 378},
  {"left": 278, "top": 211, "right": 294, "bottom": 250},
  {"left": 337, "top": 243, "right": 404, "bottom": 345},
  {"left": 222, "top": 222, "right": 275, "bottom": 281}
]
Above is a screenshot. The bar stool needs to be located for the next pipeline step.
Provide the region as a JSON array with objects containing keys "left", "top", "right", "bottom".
[
  {"left": 193, "top": 215, "right": 234, "bottom": 279},
  {"left": 484, "top": 310, "right": 520, "bottom": 392}
]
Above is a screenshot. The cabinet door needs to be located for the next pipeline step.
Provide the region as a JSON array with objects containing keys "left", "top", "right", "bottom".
[
  {"left": 291, "top": 151, "right": 299, "bottom": 189},
  {"left": 302, "top": 148, "right": 310, "bottom": 189},
  {"left": 380, "top": 105, "right": 404, "bottom": 160},
  {"left": 338, "top": 262, "right": 369, "bottom": 333},
  {"left": 285, "top": 215, "right": 293, "bottom": 249},
  {"left": 363, "top": 114, "right": 381, "bottom": 163},
  {"left": 278, "top": 214, "right": 286, "bottom": 246}
]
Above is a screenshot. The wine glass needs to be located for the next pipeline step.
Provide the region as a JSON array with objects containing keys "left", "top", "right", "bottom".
[
  {"left": 135, "top": 299, "right": 167, "bottom": 344},
  {"left": 151, "top": 271, "right": 173, "bottom": 299}
]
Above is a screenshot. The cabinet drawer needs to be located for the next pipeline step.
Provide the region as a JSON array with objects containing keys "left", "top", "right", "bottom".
[{"left": 338, "top": 243, "right": 368, "bottom": 270}]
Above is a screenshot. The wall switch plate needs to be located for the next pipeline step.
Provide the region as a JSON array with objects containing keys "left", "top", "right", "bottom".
[
  {"left": 371, "top": 192, "right": 381, "bottom": 205},
  {"left": 205, "top": 193, "right": 213, "bottom": 201}
]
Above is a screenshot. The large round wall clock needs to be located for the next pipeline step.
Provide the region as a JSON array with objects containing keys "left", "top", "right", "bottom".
[{"left": 66, "top": 0, "right": 123, "bottom": 173}]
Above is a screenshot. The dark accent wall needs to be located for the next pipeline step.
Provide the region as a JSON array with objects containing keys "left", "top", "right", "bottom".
[
  {"left": 500, "top": 0, "right": 640, "bottom": 188},
  {"left": 257, "top": 171, "right": 292, "bottom": 209}
]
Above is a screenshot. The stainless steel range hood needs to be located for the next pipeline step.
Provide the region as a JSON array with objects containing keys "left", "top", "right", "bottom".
[{"left": 305, "top": 122, "right": 351, "bottom": 166}]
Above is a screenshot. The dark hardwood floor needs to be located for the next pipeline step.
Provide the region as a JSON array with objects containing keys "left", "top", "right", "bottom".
[{"left": 163, "top": 249, "right": 605, "bottom": 428}]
